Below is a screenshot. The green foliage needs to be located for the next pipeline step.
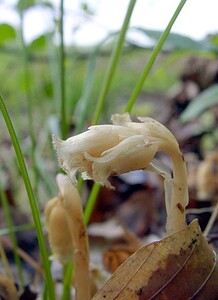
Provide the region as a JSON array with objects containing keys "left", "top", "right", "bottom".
[
  {"left": 135, "top": 28, "right": 213, "bottom": 51},
  {"left": 17, "top": 0, "right": 36, "bottom": 11},
  {"left": 209, "top": 34, "right": 218, "bottom": 48},
  {"left": 28, "top": 34, "right": 49, "bottom": 52},
  {"left": 0, "top": 23, "right": 16, "bottom": 46},
  {"left": 180, "top": 85, "right": 218, "bottom": 122}
]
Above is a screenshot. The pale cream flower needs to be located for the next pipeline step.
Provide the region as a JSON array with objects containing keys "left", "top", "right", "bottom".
[
  {"left": 53, "top": 113, "right": 188, "bottom": 234},
  {"left": 53, "top": 114, "right": 163, "bottom": 189}
]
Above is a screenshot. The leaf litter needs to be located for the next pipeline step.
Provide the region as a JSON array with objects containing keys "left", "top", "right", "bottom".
[{"left": 93, "top": 220, "right": 218, "bottom": 300}]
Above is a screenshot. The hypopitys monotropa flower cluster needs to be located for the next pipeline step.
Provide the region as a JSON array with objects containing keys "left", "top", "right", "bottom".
[{"left": 53, "top": 113, "right": 188, "bottom": 234}]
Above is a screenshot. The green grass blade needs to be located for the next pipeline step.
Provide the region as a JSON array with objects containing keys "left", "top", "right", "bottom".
[
  {"left": 92, "top": 0, "right": 137, "bottom": 124},
  {"left": 61, "top": 262, "right": 74, "bottom": 300},
  {"left": 83, "top": 0, "right": 137, "bottom": 227},
  {"left": 75, "top": 31, "right": 124, "bottom": 134},
  {"left": 84, "top": 183, "right": 101, "bottom": 225},
  {"left": 125, "top": 0, "right": 187, "bottom": 112},
  {"left": 60, "top": 0, "right": 67, "bottom": 139},
  {"left": 0, "top": 95, "right": 55, "bottom": 300},
  {"left": 74, "top": 48, "right": 98, "bottom": 134}
]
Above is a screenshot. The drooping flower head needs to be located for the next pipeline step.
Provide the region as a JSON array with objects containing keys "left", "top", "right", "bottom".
[
  {"left": 52, "top": 113, "right": 173, "bottom": 189},
  {"left": 53, "top": 113, "right": 188, "bottom": 234}
]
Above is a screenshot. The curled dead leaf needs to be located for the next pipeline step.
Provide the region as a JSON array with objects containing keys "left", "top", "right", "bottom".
[{"left": 93, "top": 220, "right": 218, "bottom": 300}]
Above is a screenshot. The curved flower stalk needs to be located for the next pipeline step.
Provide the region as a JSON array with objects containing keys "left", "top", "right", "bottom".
[
  {"left": 53, "top": 113, "right": 188, "bottom": 235},
  {"left": 45, "top": 174, "right": 91, "bottom": 300}
]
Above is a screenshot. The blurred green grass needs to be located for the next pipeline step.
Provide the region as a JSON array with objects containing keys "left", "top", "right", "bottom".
[{"left": 0, "top": 0, "right": 217, "bottom": 297}]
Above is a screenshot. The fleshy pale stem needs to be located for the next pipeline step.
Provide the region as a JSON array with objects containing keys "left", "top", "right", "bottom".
[
  {"left": 158, "top": 141, "right": 188, "bottom": 234},
  {"left": 131, "top": 116, "right": 188, "bottom": 234},
  {"left": 57, "top": 174, "right": 91, "bottom": 300}
]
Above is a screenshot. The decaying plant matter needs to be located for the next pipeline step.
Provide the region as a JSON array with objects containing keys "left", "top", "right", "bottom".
[
  {"left": 52, "top": 113, "right": 218, "bottom": 299},
  {"left": 93, "top": 219, "right": 218, "bottom": 300}
]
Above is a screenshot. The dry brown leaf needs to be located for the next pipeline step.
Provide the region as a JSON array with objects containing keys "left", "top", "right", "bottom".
[{"left": 93, "top": 220, "right": 218, "bottom": 300}]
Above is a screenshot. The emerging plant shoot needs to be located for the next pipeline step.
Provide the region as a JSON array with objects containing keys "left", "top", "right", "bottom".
[
  {"left": 53, "top": 113, "right": 188, "bottom": 234},
  {"left": 45, "top": 174, "right": 91, "bottom": 300}
]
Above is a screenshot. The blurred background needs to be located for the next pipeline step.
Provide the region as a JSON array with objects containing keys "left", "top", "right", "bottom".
[{"left": 0, "top": 0, "right": 218, "bottom": 293}]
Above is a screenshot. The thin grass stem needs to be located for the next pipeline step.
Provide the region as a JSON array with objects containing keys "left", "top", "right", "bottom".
[
  {"left": 84, "top": 183, "right": 101, "bottom": 225},
  {"left": 125, "top": 0, "right": 187, "bottom": 112},
  {"left": 42, "top": 281, "right": 48, "bottom": 300},
  {"left": 60, "top": 0, "right": 67, "bottom": 139},
  {"left": 92, "top": 0, "right": 137, "bottom": 125},
  {"left": 75, "top": 32, "right": 124, "bottom": 134},
  {"left": 0, "top": 187, "right": 25, "bottom": 288},
  {"left": 75, "top": 49, "right": 98, "bottom": 134},
  {"left": 61, "top": 262, "right": 74, "bottom": 300},
  {"left": 0, "top": 95, "right": 55, "bottom": 300},
  {"left": 19, "top": 11, "right": 39, "bottom": 197},
  {"left": 0, "top": 240, "right": 14, "bottom": 280},
  {"left": 83, "top": 0, "right": 137, "bottom": 228}
]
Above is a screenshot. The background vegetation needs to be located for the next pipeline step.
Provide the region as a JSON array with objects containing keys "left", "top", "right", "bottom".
[{"left": 0, "top": 0, "right": 218, "bottom": 299}]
